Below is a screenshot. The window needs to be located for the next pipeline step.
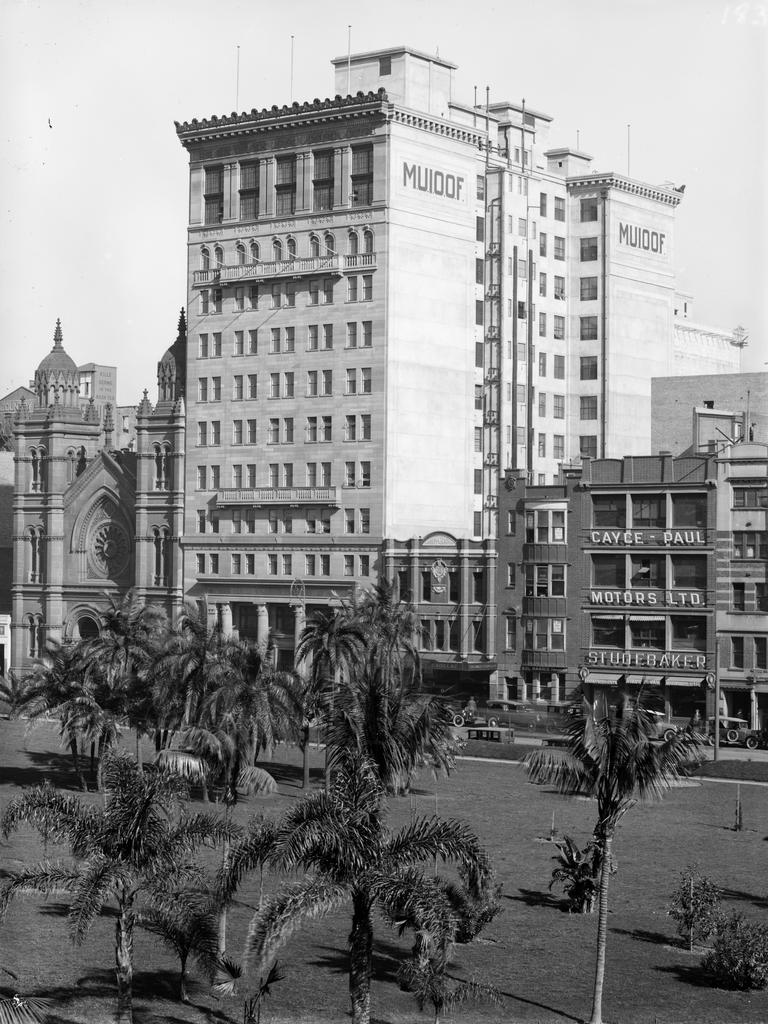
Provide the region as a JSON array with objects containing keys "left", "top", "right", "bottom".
[
  {"left": 359, "top": 508, "right": 370, "bottom": 533},
  {"left": 554, "top": 236, "right": 565, "bottom": 260},
  {"left": 756, "top": 636, "right": 767, "bottom": 669},
  {"left": 204, "top": 165, "right": 223, "bottom": 224},
  {"left": 580, "top": 356, "right": 598, "bottom": 380},
  {"left": 360, "top": 461, "right": 371, "bottom": 487},
  {"left": 631, "top": 555, "right": 665, "bottom": 589},
  {"left": 525, "top": 509, "right": 565, "bottom": 543},
  {"left": 360, "top": 414, "right": 371, "bottom": 440},
  {"left": 593, "top": 495, "right": 626, "bottom": 527},
  {"left": 553, "top": 316, "right": 565, "bottom": 341},
  {"left": 580, "top": 435, "right": 597, "bottom": 459},
  {"left": 323, "top": 279, "right": 334, "bottom": 304},
  {"left": 538, "top": 352, "right": 547, "bottom": 376},
  {"left": 518, "top": 258, "right": 528, "bottom": 279},
  {"left": 553, "top": 434, "right": 565, "bottom": 459},
  {"left": 239, "top": 160, "right": 259, "bottom": 220},
  {"left": 249, "top": 286, "right": 259, "bottom": 311},
  {"left": 197, "top": 422, "right": 208, "bottom": 447},
  {"left": 347, "top": 276, "right": 358, "bottom": 302},
  {"left": 474, "top": 426, "right": 483, "bottom": 452},
  {"left": 198, "top": 334, "right": 209, "bottom": 359},
  {"left": 344, "top": 461, "right": 355, "bottom": 486},
  {"left": 270, "top": 329, "right": 281, "bottom": 354},
  {"left": 231, "top": 554, "right": 242, "bottom": 575},
  {"left": 307, "top": 325, "right": 319, "bottom": 352},
  {"left": 361, "top": 275, "right": 373, "bottom": 301},
  {"left": 284, "top": 372, "right": 294, "bottom": 398},
  {"left": 233, "top": 419, "right": 244, "bottom": 445},
  {"left": 362, "top": 321, "right": 372, "bottom": 347},
  {"left": 539, "top": 232, "right": 547, "bottom": 257},
  {"left": 234, "top": 331, "right": 244, "bottom": 356},
  {"left": 518, "top": 219, "right": 527, "bottom": 238},
  {"left": 209, "top": 554, "right": 219, "bottom": 575},
  {"left": 351, "top": 144, "right": 373, "bottom": 206},
  {"left": 248, "top": 329, "right": 258, "bottom": 354},
  {"left": 197, "top": 466, "right": 207, "bottom": 490},
  {"left": 476, "top": 216, "right": 485, "bottom": 242},
  {"left": 672, "top": 494, "right": 707, "bottom": 528},
  {"left": 732, "top": 582, "right": 746, "bottom": 611},
  {"left": 361, "top": 367, "right": 372, "bottom": 394},
  {"left": 475, "top": 342, "right": 484, "bottom": 367},
  {"left": 538, "top": 392, "right": 547, "bottom": 417},
  {"left": 554, "top": 276, "right": 565, "bottom": 300},
  {"left": 198, "top": 378, "right": 208, "bottom": 403},
  {"left": 537, "top": 433, "right": 546, "bottom": 457},
  {"left": 211, "top": 465, "right": 220, "bottom": 488},
  {"left": 359, "top": 555, "right": 370, "bottom": 576},
  {"left": 527, "top": 617, "right": 565, "bottom": 651},
  {"left": 247, "top": 419, "right": 257, "bottom": 443},
  {"left": 309, "top": 279, "right": 320, "bottom": 306},
  {"left": 320, "top": 416, "right": 332, "bottom": 442},
  {"left": 671, "top": 555, "right": 707, "bottom": 590},
  {"left": 270, "top": 372, "right": 280, "bottom": 399},
  {"left": 196, "top": 554, "right": 205, "bottom": 575},
  {"left": 235, "top": 287, "right": 244, "bottom": 312},
  {"left": 476, "top": 174, "right": 485, "bottom": 200},
  {"left": 580, "top": 316, "right": 598, "bottom": 341},
  {"left": 538, "top": 272, "right": 547, "bottom": 298},
  {"left": 731, "top": 637, "right": 744, "bottom": 668},
  {"left": 629, "top": 617, "right": 665, "bottom": 650},
  {"left": 580, "top": 396, "right": 598, "bottom": 420},
  {"left": 632, "top": 494, "right": 666, "bottom": 528},
  {"left": 321, "top": 369, "right": 333, "bottom": 397},
  {"left": 517, "top": 343, "right": 526, "bottom": 362},
  {"left": 282, "top": 463, "right": 293, "bottom": 487},
  {"left": 734, "top": 532, "right": 766, "bottom": 559},
  {"left": 553, "top": 354, "right": 565, "bottom": 379},
  {"left": 756, "top": 583, "right": 768, "bottom": 612},
  {"left": 517, "top": 301, "right": 527, "bottom": 320},
  {"left": 267, "top": 418, "right": 280, "bottom": 445},
  {"left": 473, "top": 511, "right": 482, "bottom": 537},
  {"left": 275, "top": 155, "right": 296, "bottom": 214},
  {"left": 593, "top": 554, "right": 625, "bottom": 588},
  {"left": 580, "top": 197, "right": 598, "bottom": 221},
  {"left": 733, "top": 486, "right": 768, "bottom": 508},
  {"left": 313, "top": 149, "right": 334, "bottom": 211},
  {"left": 305, "top": 554, "right": 317, "bottom": 577},
  {"left": 284, "top": 326, "right": 295, "bottom": 351},
  {"left": 505, "top": 615, "right": 517, "bottom": 651},
  {"left": 592, "top": 616, "right": 624, "bottom": 648},
  {"left": 283, "top": 417, "right": 294, "bottom": 444},
  {"left": 580, "top": 277, "right": 598, "bottom": 301},
  {"left": 233, "top": 375, "right": 244, "bottom": 401},
  {"left": 580, "top": 237, "right": 598, "bottom": 261},
  {"left": 306, "top": 416, "right": 318, "bottom": 443},
  {"left": 539, "top": 193, "right": 547, "bottom": 216},
  {"left": 554, "top": 196, "right": 565, "bottom": 221},
  {"left": 247, "top": 374, "right": 258, "bottom": 400},
  {"left": 552, "top": 394, "right": 565, "bottom": 419}
]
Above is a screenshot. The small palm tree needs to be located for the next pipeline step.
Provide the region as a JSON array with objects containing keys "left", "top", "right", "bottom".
[
  {"left": 243, "top": 752, "right": 488, "bottom": 1024},
  {"left": 549, "top": 835, "right": 601, "bottom": 914},
  {"left": 0, "top": 968, "right": 50, "bottom": 1024},
  {"left": 138, "top": 888, "right": 219, "bottom": 1002},
  {"left": 526, "top": 697, "right": 701, "bottom": 1024},
  {"left": 0, "top": 753, "right": 239, "bottom": 1024}
]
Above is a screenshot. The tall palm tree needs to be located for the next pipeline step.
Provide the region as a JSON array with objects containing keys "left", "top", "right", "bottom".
[
  {"left": 295, "top": 608, "right": 365, "bottom": 790},
  {"left": 83, "top": 589, "right": 168, "bottom": 773},
  {"left": 525, "top": 697, "right": 702, "bottom": 1024},
  {"left": 353, "top": 577, "right": 420, "bottom": 684},
  {"left": 0, "top": 756, "right": 238, "bottom": 1024},
  {"left": 13, "top": 640, "right": 103, "bottom": 791},
  {"left": 244, "top": 751, "right": 489, "bottom": 1024}
]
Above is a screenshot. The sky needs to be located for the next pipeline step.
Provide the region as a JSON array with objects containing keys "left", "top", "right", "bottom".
[{"left": 1, "top": 0, "right": 765, "bottom": 404}]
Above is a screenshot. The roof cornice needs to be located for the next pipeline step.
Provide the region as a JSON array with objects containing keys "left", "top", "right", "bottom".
[{"left": 566, "top": 172, "right": 682, "bottom": 206}]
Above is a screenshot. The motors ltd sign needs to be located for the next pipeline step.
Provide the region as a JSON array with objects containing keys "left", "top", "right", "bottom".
[{"left": 590, "top": 589, "right": 706, "bottom": 607}]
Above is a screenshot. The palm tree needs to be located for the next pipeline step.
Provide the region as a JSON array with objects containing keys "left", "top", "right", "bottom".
[
  {"left": 12, "top": 640, "right": 102, "bottom": 791},
  {"left": 295, "top": 608, "right": 365, "bottom": 790},
  {"left": 137, "top": 888, "right": 219, "bottom": 1002},
  {"left": 84, "top": 590, "right": 168, "bottom": 772},
  {"left": 243, "top": 751, "right": 489, "bottom": 1024},
  {"left": 525, "top": 697, "right": 702, "bottom": 1024},
  {"left": 0, "top": 968, "right": 50, "bottom": 1024},
  {"left": 353, "top": 577, "right": 420, "bottom": 683},
  {"left": 549, "top": 835, "right": 601, "bottom": 914},
  {"left": 0, "top": 754, "right": 239, "bottom": 1024}
]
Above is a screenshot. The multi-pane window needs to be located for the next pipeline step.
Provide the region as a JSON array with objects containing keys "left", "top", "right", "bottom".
[
  {"left": 632, "top": 494, "right": 666, "bottom": 528},
  {"left": 361, "top": 368, "right": 372, "bottom": 394},
  {"left": 284, "top": 372, "right": 294, "bottom": 398},
  {"left": 345, "top": 368, "right": 356, "bottom": 395},
  {"left": 525, "top": 509, "right": 566, "bottom": 543},
  {"left": 580, "top": 435, "right": 597, "bottom": 459},
  {"left": 593, "top": 495, "right": 626, "bottom": 527},
  {"left": 344, "top": 554, "right": 354, "bottom": 577},
  {"left": 239, "top": 160, "right": 259, "bottom": 220},
  {"left": 580, "top": 277, "right": 598, "bottom": 301},
  {"left": 233, "top": 420, "right": 244, "bottom": 445},
  {"left": 756, "top": 636, "right": 767, "bottom": 669},
  {"left": 539, "top": 272, "right": 547, "bottom": 297},
  {"left": 672, "top": 494, "right": 708, "bottom": 528},
  {"left": 248, "top": 329, "right": 258, "bottom": 354},
  {"left": 526, "top": 617, "right": 565, "bottom": 651},
  {"left": 580, "top": 198, "right": 598, "bottom": 221},
  {"left": 247, "top": 419, "right": 257, "bottom": 443},
  {"left": 313, "top": 149, "right": 334, "bottom": 211},
  {"left": 270, "top": 372, "right": 280, "bottom": 398},
  {"left": 247, "top": 374, "right": 257, "bottom": 400},
  {"left": 629, "top": 617, "right": 665, "bottom": 650},
  {"left": 732, "top": 582, "right": 746, "bottom": 611},
  {"left": 553, "top": 394, "right": 565, "bottom": 419},
  {"left": 351, "top": 144, "right": 373, "bottom": 206},
  {"left": 580, "top": 317, "right": 598, "bottom": 341},
  {"left": 631, "top": 555, "right": 665, "bottom": 588},
  {"left": 234, "top": 331, "right": 244, "bottom": 356},
  {"left": 554, "top": 196, "right": 565, "bottom": 221},
  {"left": 345, "top": 415, "right": 357, "bottom": 442},
  {"left": 204, "top": 165, "right": 224, "bottom": 225},
  {"left": 580, "top": 356, "right": 598, "bottom": 380},
  {"left": 284, "top": 327, "right": 295, "bottom": 352},
  {"left": 592, "top": 554, "right": 625, "bottom": 588},
  {"left": 554, "top": 236, "right": 565, "bottom": 260},
  {"left": 320, "top": 416, "right": 332, "bottom": 442},
  {"left": 362, "top": 321, "right": 372, "bottom": 347},
  {"left": 323, "top": 278, "right": 334, "bottom": 304},
  {"left": 360, "top": 508, "right": 370, "bottom": 533},
  {"left": 538, "top": 434, "right": 547, "bottom": 457},
  {"left": 734, "top": 532, "right": 767, "bottom": 558},
  {"left": 580, "top": 396, "right": 598, "bottom": 420},
  {"left": 553, "top": 434, "right": 565, "bottom": 459},
  {"left": 554, "top": 275, "right": 565, "bottom": 300},
  {"left": 553, "top": 316, "right": 565, "bottom": 340},
  {"left": 347, "top": 276, "right": 358, "bottom": 302},
  {"left": 732, "top": 636, "right": 744, "bottom": 668},
  {"left": 267, "top": 418, "right": 280, "bottom": 444},
  {"left": 539, "top": 232, "right": 547, "bottom": 257},
  {"left": 233, "top": 375, "right": 244, "bottom": 401},
  {"left": 733, "top": 486, "right": 768, "bottom": 508},
  {"left": 198, "top": 378, "right": 208, "bottom": 402},
  {"left": 362, "top": 275, "right": 373, "bottom": 301},
  {"left": 309, "top": 279, "right": 320, "bottom": 306},
  {"left": 671, "top": 555, "right": 707, "bottom": 589},
  {"left": 580, "top": 237, "right": 598, "bottom": 261},
  {"left": 275, "top": 155, "right": 296, "bottom": 215},
  {"left": 197, "top": 422, "right": 208, "bottom": 446},
  {"left": 538, "top": 352, "right": 547, "bottom": 376},
  {"left": 592, "top": 616, "right": 624, "bottom": 648},
  {"left": 525, "top": 564, "right": 566, "bottom": 597},
  {"left": 538, "top": 393, "right": 547, "bottom": 417},
  {"left": 554, "top": 355, "right": 565, "bottom": 378}
]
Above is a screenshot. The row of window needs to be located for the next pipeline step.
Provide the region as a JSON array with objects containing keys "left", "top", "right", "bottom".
[
  {"left": 203, "top": 146, "right": 373, "bottom": 223},
  {"left": 420, "top": 617, "right": 486, "bottom": 654},
  {"left": 202, "top": 460, "right": 372, "bottom": 490},
  {"left": 198, "top": 411, "right": 372, "bottom": 448},
  {"left": 199, "top": 321, "right": 373, "bottom": 360},
  {"left": 592, "top": 554, "right": 708, "bottom": 590},
  {"left": 591, "top": 494, "right": 708, "bottom": 530},
  {"left": 592, "top": 615, "right": 707, "bottom": 651},
  {"left": 197, "top": 506, "right": 371, "bottom": 536},
  {"left": 198, "top": 274, "right": 373, "bottom": 315},
  {"left": 200, "top": 228, "right": 374, "bottom": 268},
  {"left": 196, "top": 551, "right": 373, "bottom": 577},
  {"left": 731, "top": 582, "right": 768, "bottom": 611},
  {"left": 730, "top": 635, "right": 768, "bottom": 670},
  {"left": 197, "top": 367, "right": 372, "bottom": 403}
]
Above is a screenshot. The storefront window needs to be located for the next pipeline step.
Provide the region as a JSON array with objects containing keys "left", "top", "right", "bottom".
[
  {"left": 593, "top": 495, "right": 626, "bottom": 528},
  {"left": 592, "top": 616, "right": 624, "bottom": 647},
  {"left": 670, "top": 616, "right": 706, "bottom": 651},
  {"left": 629, "top": 617, "right": 666, "bottom": 649}
]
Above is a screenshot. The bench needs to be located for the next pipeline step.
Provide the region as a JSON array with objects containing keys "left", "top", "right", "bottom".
[{"left": 466, "top": 727, "right": 503, "bottom": 743}]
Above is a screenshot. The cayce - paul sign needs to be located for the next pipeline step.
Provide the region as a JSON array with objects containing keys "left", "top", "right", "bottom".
[{"left": 589, "top": 530, "right": 706, "bottom": 546}]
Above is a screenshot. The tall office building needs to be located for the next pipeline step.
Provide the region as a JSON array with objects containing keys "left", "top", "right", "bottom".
[{"left": 174, "top": 44, "right": 739, "bottom": 683}]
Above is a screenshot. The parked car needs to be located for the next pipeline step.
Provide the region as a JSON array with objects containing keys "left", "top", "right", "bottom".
[
  {"left": 448, "top": 700, "right": 573, "bottom": 733},
  {"left": 705, "top": 716, "right": 754, "bottom": 747}
]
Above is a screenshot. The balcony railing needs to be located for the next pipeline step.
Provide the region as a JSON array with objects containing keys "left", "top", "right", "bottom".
[
  {"left": 216, "top": 486, "right": 339, "bottom": 507},
  {"left": 193, "top": 252, "right": 376, "bottom": 287}
]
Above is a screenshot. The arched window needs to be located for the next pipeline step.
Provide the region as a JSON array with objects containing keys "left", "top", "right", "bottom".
[
  {"left": 153, "top": 526, "right": 170, "bottom": 586},
  {"left": 153, "top": 443, "right": 172, "bottom": 490},
  {"left": 77, "top": 615, "right": 99, "bottom": 640},
  {"left": 347, "top": 231, "right": 359, "bottom": 256},
  {"left": 76, "top": 447, "right": 87, "bottom": 477},
  {"left": 200, "top": 246, "right": 210, "bottom": 271},
  {"left": 363, "top": 229, "right": 374, "bottom": 254},
  {"left": 236, "top": 242, "right": 246, "bottom": 266},
  {"left": 272, "top": 239, "right": 282, "bottom": 262},
  {"left": 66, "top": 448, "right": 77, "bottom": 484},
  {"left": 28, "top": 527, "right": 44, "bottom": 583},
  {"left": 324, "top": 232, "right": 335, "bottom": 255},
  {"left": 250, "top": 240, "right": 260, "bottom": 263},
  {"left": 214, "top": 245, "right": 224, "bottom": 267},
  {"left": 309, "top": 234, "right": 320, "bottom": 258},
  {"left": 287, "top": 237, "right": 297, "bottom": 260},
  {"left": 30, "top": 447, "right": 45, "bottom": 493},
  {"left": 27, "top": 615, "right": 43, "bottom": 659}
]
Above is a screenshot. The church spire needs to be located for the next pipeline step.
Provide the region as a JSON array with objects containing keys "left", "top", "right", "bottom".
[{"left": 53, "top": 318, "right": 63, "bottom": 349}]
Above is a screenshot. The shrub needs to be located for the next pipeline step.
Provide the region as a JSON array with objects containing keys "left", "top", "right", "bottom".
[
  {"left": 549, "top": 835, "right": 601, "bottom": 914},
  {"left": 667, "top": 865, "right": 721, "bottom": 951},
  {"left": 703, "top": 913, "right": 768, "bottom": 990}
]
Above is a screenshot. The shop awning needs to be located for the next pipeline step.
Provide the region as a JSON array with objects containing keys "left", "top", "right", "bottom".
[
  {"left": 664, "top": 676, "right": 701, "bottom": 687},
  {"left": 589, "top": 673, "right": 624, "bottom": 686},
  {"left": 628, "top": 615, "right": 666, "bottom": 623}
]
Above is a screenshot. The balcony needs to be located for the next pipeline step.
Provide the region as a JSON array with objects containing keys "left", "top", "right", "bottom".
[
  {"left": 216, "top": 486, "right": 339, "bottom": 507},
  {"left": 193, "top": 252, "right": 376, "bottom": 287}
]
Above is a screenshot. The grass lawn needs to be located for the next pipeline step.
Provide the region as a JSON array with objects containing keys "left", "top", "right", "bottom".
[{"left": 2, "top": 720, "right": 768, "bottom": 1024}]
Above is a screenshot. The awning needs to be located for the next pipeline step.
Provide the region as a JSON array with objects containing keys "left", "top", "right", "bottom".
[
  {"left": 589, "top": 673, "right": 624, "bottom": 686},
  {"left": 664, "top": 676, "right": 701, "bottom": 688},
  {"left": 624, "top": 675, "right": 657, "bottom": 686},
  {"left": 628, "top": 615, "right": 666, "bottom": 623}
]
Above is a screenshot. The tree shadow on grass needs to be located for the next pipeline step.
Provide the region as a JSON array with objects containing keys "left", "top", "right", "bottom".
[
  {"left": 309, "top": 940, "right": 403, "bottom": 985},
  {"left": 655, "top": 962, "right": 714, "bottom": 989},
  {"left": 2, "top": 748, "right": 86, "bottom": 791},
  {"left": 505, "top": 887, "right": 560, "bottom": 909},
  {"left": 611, "top": 926, "right": 673, "bottom": 946},
  {"left": 719, "top": 886, "right": 768, "bottom": 910},
  {"left": 496, "top": 988, "right": 584, "bottom": 1022}
]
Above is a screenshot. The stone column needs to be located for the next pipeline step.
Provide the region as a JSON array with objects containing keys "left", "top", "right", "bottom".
[
  {"left": 518, "top": 676, "right": 528, "bottom": 702},
  {"left": 459, "top": 545, "right": 471, "bottom": 658},
  {"left": 297, "top": 153, "right": 312, "bottom": 214},
  {"left": 334, "top": 146, "right": 348, "bottom": 208},
  {"left": 223, "top": 163, "right": 236, "bottom": 221},
  {"left": 531, "top": 674, "right": 541, "bottom": 701},
  {"left": 220, "top": 602, "right": 233, "bottom": 638},
  {"left": 409, "top": 541, "right": 420, "bottom": 611},
  {"left": 261, "top": 159, "right": 273, "bottom": 218},
  {"left": 749, "top": 687, "right": 758, "bottom": 731},
  {"left": 256, "top": 603, "right": 269, "bottom": 647},
  {"left": 293, "top": 603, "right": 307, "bottom": 676},
  {"left": 485, "top": 542, "right": 497, "bottom": 659}
]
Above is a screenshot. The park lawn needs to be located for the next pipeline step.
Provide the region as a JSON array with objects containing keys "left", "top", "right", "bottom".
[{"left": 2, "top": 719, "right": 768, "bottom": 1024}]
